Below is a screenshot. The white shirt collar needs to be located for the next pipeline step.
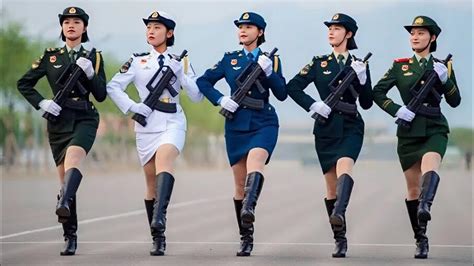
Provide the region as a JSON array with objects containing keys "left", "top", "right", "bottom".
[{"left": 151, "top": 48, "right": 169, "bottom": 58}]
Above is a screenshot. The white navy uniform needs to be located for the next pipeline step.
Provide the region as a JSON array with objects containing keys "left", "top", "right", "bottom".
[{"left": 107, "top": 49, "right": 203, "bottom": 165}]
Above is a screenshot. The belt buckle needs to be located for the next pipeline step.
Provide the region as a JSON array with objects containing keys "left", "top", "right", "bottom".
[{"left": 160, "top": 97, "right": 171, "bottom": 103}]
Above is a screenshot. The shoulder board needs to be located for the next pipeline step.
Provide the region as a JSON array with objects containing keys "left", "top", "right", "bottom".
[
  {"left": 45, "top": 47, "right": 61, "bottom": 53},
  {"left": 263, "top": 52, "right": 279, "bottom": 57},
  {"left": 170, "top": 53, "right": 188, "bottom": 60},
  {"left": 82, "top": 49, "right": 102, "bottom": 55},
  {"left": 394, "top": 57, "right": 410, "bottom": 63},
  {"left": 133, "top": 52, "right": 150, "bottom": 57},
  {"left": 225, "top": 50, "right": 240, "bottom": 55},
  {"left": 314, "top": 54, "right": 330, "bottom": 60}
]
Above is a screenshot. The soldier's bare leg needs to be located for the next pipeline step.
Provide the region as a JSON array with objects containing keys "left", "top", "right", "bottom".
[
  {"left": 324, "top": 167, "right": 337, "bottom": 199},
  {"left": 403, "top": 161, "right": 422, "bottom": 200},
  {"left": 143, "top": 155, "right": 156, "bottom": 200},
  {"left": 246, "top": 148, "right": 269, "bottom": 173},
  {"left": 63, "top": 146, "right": 87, "bottom": 171},
  {"left": 154, "top": 144, "right": 179, "bottom": 174},
  {"left": 420, "top": 152, "right": 441, "bottom": 173},
  {"left": 56, "top": 164, "right": 65, "bottom": 184},
  {"left": 232, "top": 157, "right": 247, "bottom": 200},
  {"left": 336, "top": 157, "right": 354, "bottom": 176}
]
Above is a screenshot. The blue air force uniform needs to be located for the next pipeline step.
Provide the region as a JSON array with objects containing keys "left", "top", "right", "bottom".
[{"left": 197, "top": 47, "right": 287, "bottom": 166}]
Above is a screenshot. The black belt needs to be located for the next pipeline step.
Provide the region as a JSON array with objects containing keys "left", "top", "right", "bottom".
[
  {"left": 152, "top": 101, "right": 177, "bottom": 113},
  {"left": 241, "top": 96, "right": 265, "bottom": 110},
  {"left": 417, "top": 105, "right": 441, "bottom": 118},
  {"left": 64, "top": 98, "right": 92, "bottom": 111},
  {"left": 333, "top": 101, "right": 357, "bottom": 115}
]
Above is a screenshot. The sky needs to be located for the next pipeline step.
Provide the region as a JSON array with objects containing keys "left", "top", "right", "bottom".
[{"left": 2, "top": 0, "right": 473, "bottom": 128}]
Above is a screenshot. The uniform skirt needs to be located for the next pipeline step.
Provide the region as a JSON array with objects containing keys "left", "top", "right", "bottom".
[
  {"left": 48, "top": 119, "right": 98, "bottom": 166},
  {"left": 225, "top": 125, "right": 278, "bottom": 166},
  {"left": 136, "top": 128, "right": 185, "bottom": 166},
  {"left": 397, "top": 133, "right": 448, "bottom": 171}
]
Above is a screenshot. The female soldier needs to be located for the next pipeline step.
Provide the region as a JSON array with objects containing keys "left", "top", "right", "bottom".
[
  {"left": 373, "top": 16, "right": 460, "bottom": 259},
  {"left": 287, "top": 13, "right": 372, "bottom": 258},
  {"left": 106, "top": 11, "right": 203, "bottom": 256},
  {"left": 17, "top": 7, "right": 106, "bottom": 256},
  {"left": 197, "top": 12, "right": 286, "bottom": 257}
]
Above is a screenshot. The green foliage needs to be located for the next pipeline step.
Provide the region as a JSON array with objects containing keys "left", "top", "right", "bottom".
[{"left": 449, "top": 127, "right": 473, "bottom": 153}]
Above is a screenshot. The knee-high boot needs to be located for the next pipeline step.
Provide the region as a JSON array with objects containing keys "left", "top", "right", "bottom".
[
  {"left": 60, "top": 196, "right": 77, "bottom": 256},
  {"left": 241, "top": 172, "right": 264, "bottom": 229},
  {"left": 325, "top": 198, "right": 347, "bottom": 258},
  {"left": 234, "top": 199, "right": 254, "bottom": 256},
  {"left": 417, "top": 171, "right": 440, "bottom": 223},
  {"left": 406, "top": 199, "right": 429, "bottom": 259},
  {"left": 56, "top": 168, "right": 82, "bottom": 219},
  {"left": 329, "top": 174, "right": 354, "bottom": 231},
  {"left": 150, "top": 172, "right": 174, "bottom": 256}
]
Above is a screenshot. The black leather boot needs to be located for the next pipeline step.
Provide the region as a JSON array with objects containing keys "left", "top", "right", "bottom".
[
  {"left": 418, "top": 171, "right": 440, "bottom": 223},
  {"left": 234, "top": 199, "right": 254, "bottom": 256},
  {"left": 150, "top": 172, "right": 174, "bottom": 256},
  {"left": 330, "top": 174, "right": 354, "bottom": 231},
  {"left": 56, "top": 168, "right": 82, "bottom": 219},
  {"left": 60, "top": 196, "right": 77, "bottom": 256},
  {"left": 325, "top": 198, "right": 347, "bottom": 258},
  {"left": 56, "top": 194, "right": 68, "bottom": 224},
  {"left": 241, "top": 172, "right": 264, "bottom": 229},
  {"left": 406, "top": 199, "right": 429, "bottom": 259}
]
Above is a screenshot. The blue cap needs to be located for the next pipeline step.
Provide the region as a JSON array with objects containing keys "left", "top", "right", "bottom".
[
  {"left": 143, "top": 11, "right": 176, "bottom": 30},
  {"left": 234, "top": 12, "right": 266, "bottom": 30}
]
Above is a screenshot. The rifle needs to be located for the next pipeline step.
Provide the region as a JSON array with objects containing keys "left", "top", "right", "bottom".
[
  {"left": 43, "top": 48, "right": 96, "bottom": 123},
  {"left": 395, "top": 54, "right": 451, "bottom": 129},
  {"left": 312, "top": 52, "right": 372, "bottom": 124},
  {"left": 219, "top": 48, "right": 278, "bottom": 120},
  {"left": 132, "top": 50, "right": 187, "bottom": 127}
]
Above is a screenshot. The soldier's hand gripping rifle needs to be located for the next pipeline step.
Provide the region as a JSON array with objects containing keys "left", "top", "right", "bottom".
[
  {"left": 132, "top": 50, "right": 187, "bottom": 127},
  {"left": 395, "top": 54, "right": 451, "bottom": 129},
  {"left": 312, "top": 52, "right": 372, "bottom": 125},
  {"left": 43, "top": 48, "right": 96, "bottom": 123},
  {"left": 219, "top": 48, "right": 278, "bottom": 120}
]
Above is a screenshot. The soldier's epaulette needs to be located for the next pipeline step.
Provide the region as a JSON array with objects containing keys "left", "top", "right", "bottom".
[
  {"left": 263, "top": 52, "right": 279, "bottom": 57},
  {"left": 133, "top": 52, "right": 150, "bottom": 57},
  {"left": 45, "top": 47, "right": 61, "bottom": 53},
  {"left": 170, "top": 53, "right": 188, "bottom": 60},
  {"left": 314, "top": 54, "right": 330, "bottom": 61},
  {"left": 225, "top": 50, "right": 240, "bottom": 55},
  {"left": 394, "top": 57, "right": 410, "bottom": 63}
]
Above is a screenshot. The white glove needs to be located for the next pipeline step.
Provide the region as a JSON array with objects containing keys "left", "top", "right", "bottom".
[
  {"left": 309, "top": 101, "right": 331, "bottom": 118},
  {"left": 220, "top": 96, "right": 239, "bottom": 113},
  {"left": 257, "top": 55, "right": 273, "bottom": 77},
  {"left": 129, "top": 103, "right": 152, "bottom": 117},
  {"left": 433, "top": 62, "right": 448, "bottom": 84},
  {"left": 351, "top": 61, "right": 367, "bottom": 85},
  {"left": 76, "top": 57, "right": 94, "bottom": 80},
  {"left": 396, "top": 105, "right": 415, "bottom": 122},
  {"left": 39, "top": 99, "right": 62, "bottom": 116},
  {"left": 168, "top": 58, "right": 184, "bottom": 80}
]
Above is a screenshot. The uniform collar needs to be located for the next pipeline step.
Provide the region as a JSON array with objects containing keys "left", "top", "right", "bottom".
[
  {"left": 65, "top": 44, "right": 82, "bottom": 53},
  {"left": 243, "top": 47, "right": 261, "bottom": 59},
  {"left": 332, "top": 50, "right": 349, "bottom": 63},
  {"left": 414, "top": 53, "right": 432, "bottom": 65},
  {"left": 151, "top": 48, "right": 169, "bottom": 58}
]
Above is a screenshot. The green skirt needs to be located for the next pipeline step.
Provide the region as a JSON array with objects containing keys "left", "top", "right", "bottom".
[
  {"left": 48, "top": 119, "right": 98, "bottom": 166},
  {"left": 397, "top": 133, "right": 448, "bottom": 171}
]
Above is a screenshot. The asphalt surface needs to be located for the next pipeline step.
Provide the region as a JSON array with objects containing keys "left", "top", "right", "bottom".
[{"left": 1, "top": 160, "right": 472, "bottom": 265}]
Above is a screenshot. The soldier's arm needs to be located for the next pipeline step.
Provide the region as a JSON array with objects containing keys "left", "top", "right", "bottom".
[
  {"left": 17, "top": 51, "right": 48, "bottom": 109},
  {"left": 264, "top": 55, "right": 287, "bottom": 101},
  {"left": 286, "top": 57, "right": 318, "bottom": 111},
  {"left": 373, "top": 62, "right": 402, "bottom": 117},
  {"left": 106, "top": 56, "right": 137, "bottom": 114},
  {"left": 357, "top": 62, "right": 373, "bottom": 110},
  {"left": 196, "top": 56, "right": 226, "bottom": 106},
  {"left": 87, "top": 51, "right": 107, "bottom": 102},
  {"left": 181, "top": 56, "right": 204, "bottom": 103},
  {"left": 442, "top": 60, "right": 461, "bottom": 107}
]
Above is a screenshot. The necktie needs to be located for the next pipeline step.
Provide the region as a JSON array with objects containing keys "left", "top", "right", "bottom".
[
  {"left": 419, "top": 58, "right": 427, "bottom": 70},
  {"left": 247, "top": 52, "right": 255, "bottom": 61},
  {"left": 69, "top": 50, "right": 77, "bottom": 63},
  {"left": 337, "top": 54, "right": 345, "bottom": 70},
  {"left": 158, "top": 54, "right": 165, "bottom": 68}
]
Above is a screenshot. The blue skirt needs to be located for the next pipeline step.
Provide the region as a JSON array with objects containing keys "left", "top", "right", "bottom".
[{"left": 225, "top": 125, "right": 278, "bottom": 166}]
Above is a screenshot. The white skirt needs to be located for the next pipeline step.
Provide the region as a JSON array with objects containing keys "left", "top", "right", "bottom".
[{"left": 136, "top": 129, "right": 185, "bottom": 166}]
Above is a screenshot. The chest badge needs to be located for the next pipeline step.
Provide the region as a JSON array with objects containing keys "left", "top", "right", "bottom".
[
  {"left": 320, "top": 61, "right": 328, "bottom": 68},
  {"left": 231, "top": 59, "right": 238, "bottom": 65},
  {"left": 49, "top": 56, "right": 57, "bottom": 63},
  {"left": 403, "top": 72, "right": 413, "bottom": 76},
  {"left": 401, "top": 65, "right": 409, "bottom": 71},
  {"left": 53, "top": 65, "right": 63, "bottom": 69},
  {"left": 323, "top": 70, "right": 332, "bottom": 75}
]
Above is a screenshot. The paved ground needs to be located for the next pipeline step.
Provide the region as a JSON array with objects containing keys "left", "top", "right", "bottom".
[{"left": 1, "top": 160, "right": 472, "bottom": 265}]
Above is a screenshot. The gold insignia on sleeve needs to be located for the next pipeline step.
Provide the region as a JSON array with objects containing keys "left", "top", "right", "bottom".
[
  {"left": 414, "top": 17, "right": 424, "bottom": 25},
  {"left": 243, "top": 13, "right": 250, "bottom": 19},
  {"left": 69, "top": 7, "right": 76, "bottom": 14}
]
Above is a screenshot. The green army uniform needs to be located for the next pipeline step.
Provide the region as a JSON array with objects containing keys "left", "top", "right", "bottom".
[
  {"left": 17, "top": 8, "right": 106, "bottom": 166},
  {"left": 373, "top": 17, "right": 461, "bottom": 171}
]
